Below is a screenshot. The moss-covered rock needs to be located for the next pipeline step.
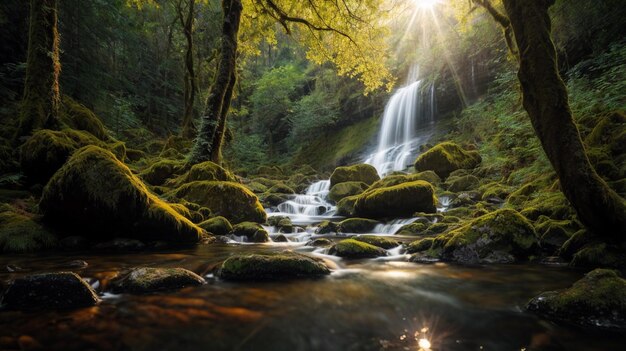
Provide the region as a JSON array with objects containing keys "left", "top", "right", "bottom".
[
  {"left": 329, "top": 164, "right": 380, "bottom": 187},
  {"left": 140, "top": 159, "right": 184, "bottom": 186},
  {"left": 173, "top": 161, "right": 237, "bottom": 185},
  {"left": 110, "top": 267, "right": 205, "bottom": 294},
  {"left": 267, "top": 183, "right": 295, "bottom": 194},
  {"left": 245, "top": 181, "right": 268, "bottom": 194},
  {"left": 255, "top": 165, "right": 284, "bottom": 177},
  {"left": 198, "top": 216, "right": 233, "bottom": 236},
  {"left": 570, "top": 243, "right": 625, "bottom": 269},
  {"left": 535, "top": 219, "right": 578, "bottom": 253},
  {"left": 0, "top": 204, "right": 57, "bottom": 253},
  {"left": 406, "top": 237, "right": 435, "bottom": 254},
  {"left": 230, "top": 222, "right": 270, "bottom": 243},
  {"left": 527, "top": 269, "right": 626, "bottom": 330},
  {"left": 353, "top": 235, "right": 399, "bottom": 249},
  {"left": 218, "top": 252, "right": 330, "bottom": 281},
  {"left": 441, "top": 208, "right": 538, "bottom": 264},
  {"left": 39, "top": 146, "right": 202, "bottom": 243},
  {"left": 60, "top": 96, "right": 108, "bottom": 141},
  {"left": 338, "top": 218, "right": 380, "bottom": 233},
  {"left": 336, "top": 195, "right": 359, "bottom": 216},
  {"left": 479, "top": 182, "right": 512, "bottom": 201},
  {"left": 329, "top": 238, "right": 388, "bottom": 258},
  {"left": 1, "top": 272, "right": 99, "bottom": 310},
  {"left": 328, "top": 181, "right": 368, "bottom": 202},
  {"left": 305, "top": 238, "right": 333, "bottom": 247},
  {"left": 315, "top": 220, "right": 339, "bottom": 234},
  {"left": 414, "top": 142, "right": 481, "bottom": 178},
  {"left": 446, "top": 175, "right": 480, "bottom": 192},
  {"left": 170, "top": 181, "right": 266, "bottom": 224},
  {"left": 354, "top": 180, "right": 436, "bottom": 218},
  {"left": 395, "top": 222, "right": 428, "bottom": 236}
]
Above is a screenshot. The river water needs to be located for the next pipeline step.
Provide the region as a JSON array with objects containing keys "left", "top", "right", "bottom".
[{"left": 0, "top": 244, "right": 624, "bottom": 350}]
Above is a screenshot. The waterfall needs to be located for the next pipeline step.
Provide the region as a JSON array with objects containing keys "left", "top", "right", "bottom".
[
  {"left": 365, "top": 65, "right": 436, "bottom": 176},
  {"left": 267, "top": 180, "right": 339, "bottom": 225}
]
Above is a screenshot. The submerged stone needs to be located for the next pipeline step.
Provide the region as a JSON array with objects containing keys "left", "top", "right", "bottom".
[
  {"left": 329, "top": 239, "right": 388, "bottom": 258},
  {"left": 1, "top": 272, "right": 99, "bottom": 310},
  {"left": 217, "top": 252, "right": 330, "bottom": 281},
  {"left": 527, "top": 269, "right": 626, "bottom": 330},
  {"left": 110, "top": 267, "right": 205, "bottom": 294}
]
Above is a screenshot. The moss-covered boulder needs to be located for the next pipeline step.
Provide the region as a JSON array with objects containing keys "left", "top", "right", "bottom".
[
  {"left": 231, "top": 222, "right": 270, "bottom": 243},
  {"left": 395, "top": 222, "right": 428, "bottom": 236},
  {"left": 329, "top": 238, "right": 388, "bottom": 258},
  {"left": 245, "top": 181, "right": 268, "bottom": 194},
  {"left": 414, "top": 142, "right": 481, "bottom": 178},
  {"left": 1, "top": 272, "right": 99, "bottom": 310},
  {"left": 527, "top": 269, "right": 626, "bottom": 330},
  {"left": 353, "top": 235, "right": 399, "bottom": 249},
  {"left": 446, "top": 175, "right": 480, "bottom": 192},
  {"left": 328, "top": 181, "right": 368, "bottom": 202},
  {"left": 39, "top": 146, "right": 202, "bottom": 243},
  {"left": 267, "top": 183, "right": 295, "bottom": 194},
  {"left": 140, "top": 159, "right": 184, "bottom": 186},
  {"left": 569, "top": 243, "right": 625, "bottom": 269},
  {"left": 306, "top": 238, "right": 333, "bottom": 247},
  {"left": 110, "top": 267, "right": 205, "bottom": 294},
  {"left": 330, "top": 164, "right": 380, "bottom": 187},
  {"left": 406, "top": 237, "right": 435, "bottom": 254},
  {"left": 178, "top": 161, "right": 237, "bottom": 184},
  {"left": 0, "top": 204, "right": 57, "bottom": 253},
  {"left": 198, "top": 216, "right": 233, "bottom": 236},
  {"left": 255, "top": 165, "right": 284, "bottom": 177},
  {"left": 336, "top": 195, "right": 359, "bottom": 217},
  {"left": 217, "top": 252, "right": 330, "bottom": 281},
  {"left": 60, "top": 96, "right": 109, "bottom": 141},
  {"left": 441, "top": 209, "right": 538, "bottom": 264},
  {"left": 170, "top": 181, "right": 266, "bottom": 224},
  {"left": 338, "top": 218, "right": 380, "bottom": 233},
  {"left": 368, "top": 172, "right": 441, "bottom": 191},
  {"left": 315, "top": 220, "right": 339, "bottom": 234},
  {"left": 354, "top": 180, "right": 436, "bottom": 218}
]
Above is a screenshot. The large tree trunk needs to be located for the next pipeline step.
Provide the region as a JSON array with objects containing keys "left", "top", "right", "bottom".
[
  {"left": 14, "top": 0, "right": 60, "bottom": 142},
  {"left": 188, "top": 0, "right": 241, "bottom": 164},
  {"left": 209, "top": 71, "right": 236, "bottom": 163},
  {"left": 502, "top": 0, "right": 626, "bottom": 239},
  {"left": 180, "top": 0, "right": 197, "bottom": 139}
]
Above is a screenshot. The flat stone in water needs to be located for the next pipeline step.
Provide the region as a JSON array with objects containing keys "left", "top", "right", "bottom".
[
  {"left": 1, "top": 272, "right": 99, "bottom": 310},
  {"left": 110, "top": 267, "right": 206, "bottom": 294},
  {"left": 218, "top": 252, "right": 331, "bottom": 281}
]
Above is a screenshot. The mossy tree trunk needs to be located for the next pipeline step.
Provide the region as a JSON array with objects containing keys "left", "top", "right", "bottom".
[
  {"left": 15, "top": 0, "right": 61, "bottom": 143},
  {"left": 178, "top": 0, "right": 197, "bottom": 139},
  {"left": 188, "top": 0, "right": 241, "bottom": 165},
  {"left": 501, "top": 0, "right": 626, "bottom": 240}
]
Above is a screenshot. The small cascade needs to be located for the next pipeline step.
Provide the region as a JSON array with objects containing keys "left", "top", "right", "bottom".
[
  {"left": 364, "top": 65, "right": 436, "bottom": 176},
  {"left": 268, "top": 180, "right": 340, "bottom": 225},
  {"left": 372, "top": 218, "right": 417, "bottom": 235}
]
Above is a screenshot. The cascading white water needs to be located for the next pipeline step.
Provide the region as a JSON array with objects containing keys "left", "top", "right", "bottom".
[
  {"left": 267, "top": 180, "right": 339, "bottom": 225},
  {"left": 365, "top": 65, "right": 435, "bottom": 176},
  {"left": 372, "top": 218, "right": 418, "bottom": 235}
]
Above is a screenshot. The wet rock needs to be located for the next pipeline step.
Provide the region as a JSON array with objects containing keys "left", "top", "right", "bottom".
[
  {"left": 338, "top": 218, "right": 380, "bottom": 233},
  {"left": 217, "top": 252, "right": 330, "bottom": 281},
  {"left": 267, "top": 183, "right": 296, "bottom": 194},
  {"left": 273, "top": 234, "right": 289, "bottom": 242},
  {"left": 570, "top": 243, "right": 625, "bottom": 269},
  {"left": 413, "top": 142, "right": 481, "bottom": 178},
  {"left": 353, "top": 235, "right": 400, "bottom": 249},
  {"left": 446, "top": 175, "right": 480, "bottom": 192},
  {"left": 93, "top": 238, "right": 146, "bottom": 251},
  {"left": 328, "top": 181, "right": 368, "bottom": 202},
  {"left": 306, "top": 238, "right": 333, "bottom": 247},
  {"left": 110, "top": 267, "right": 205, "bottom": 294},
  {"left": 354, "top": 180, "right": 437, "bottom": 218},
  {"left": 441, "top": 208, "right": 538, "bottom": 264},
  {"left": 329, "top": 239, "right": 387, "bottom": 259},
  {"left": 336, "top": 195, "right": 359, "bottom": 217},
  {"left": 230, "top": 222, "right": 270, "bottom": 243},
  {"left": 329, "top": 164, "right": 380, "bottom": 187},
  {"left": 1, "top": 272, "right": 99, "bottom": 310},
  {"left": 406, "top": 237, "right": 435, "bottom": 254},
  {"left": 315, "top": 220, "right": 339, "bottom": 234},
  {"left": 198, "top": 216, "right": 233, "bottom": 236},
  {"left": 396, "top": 222, "right": 427, "bottom": 236},
  {"left": 39, "top": 146, "right": 202, "bottom": 243},
  {"left": 527, "top": 269, "right": 626, "bottom": 330}
]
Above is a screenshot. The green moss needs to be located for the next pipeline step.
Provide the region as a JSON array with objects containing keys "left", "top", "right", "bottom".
[
  {"left": 0, "top": 204, "right": 58, "bottom": 253},
  {"left": 395, "top": 222, "right": 427, "bottom": 235},
  {"left": 169, "top": 181, "right": 266, "bottom": 224},
  {"left": 368, "top": 172, "right": 441, "bottom": 190},
  {"left": 111, "top": 267, "right": 205, "bottom": 293},
  {"left": 355, "top": 180, "right": 436, "bottom": 218},
  {"left": 329, "top": 164, "right": 380, "bottom": 187},
  {"left": 245, "top": 181, "right": 268, "bottom": 194},
  {"left": 336, "top": 195, "right": 359, "bottom": 216},
  {"left": 231, "top": 222, "right": 269, "bottom": 242},
  {"left": 328, "top": 181, "right": 368, "bottom": 202},
  {"left": 570, "top": 243, "right": 624, "bottom": 268},
  {"left": 255, "top": 165, "right": 284, "bottom": 177},
  {"left": 172, "top": 161, "right": 237, "bottom": 186},
  {"left": 198, "top": 216, "right": 233, "bottom": 236},
  {"left": 353, "top": 235, "right": 399, "bottom": 249},
  {"left": 527, "top": 269, "right": 626, "bottom": 329},
  {"left": 328, "top": 238, "right": 388, "bottom": 258},
  {"left": 446, "top": 174, "right": 480, "bottom": 192},
  {"left": 250, "top": 177, "right": 282, "bottom": 188},
  {"left": 267, "top": 183, "right": 295, "bottom": 194},
  {"left": 315, "top": 220, "right": 339, "bottom": 234},
  {"left": 406, "top": 237, "right": 435, "bottom": 253},
  {"left": 338, "top": 218, "right": 380, "bottom": 233},
  {"left": 442, "top": 208, "right": 538, "bottom": 263},
  {"left": 479, "top": 182, "right": 512, "bottom": 200},
  {"left": 139, "top": 159, "right": 184, "bottom": 186},
  {"left": 59, "top": 96, "right": 108, "bottom": 141},
  {"left": 39, "top": 146, "right": 202, "bottom": 243},
  {"left": 414, "top": 142, "right": 481, "bottom": 178},
  {"left": 218, "top": 252, "right": 330, "bottom": 281}
]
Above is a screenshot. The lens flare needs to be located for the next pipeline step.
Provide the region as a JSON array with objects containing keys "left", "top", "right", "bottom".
[
  {"left": 418, "top": 338, "right": 431, "bottom": 350},
  {"left": 413, "top": 0, "right": 440, "bottom": 9}
]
